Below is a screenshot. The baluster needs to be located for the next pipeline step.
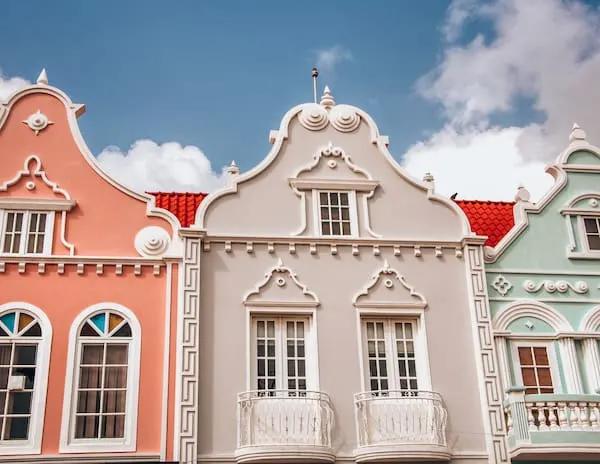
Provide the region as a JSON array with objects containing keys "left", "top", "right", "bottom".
[
  {"left": 536, "top": 402, "right": 549, "bottom": 431},
  {"left": 557, "top": 402, "right": 569, "bottom": 431},
  {"left": 590, "top": 405, "right": 600, "bottom": 431},
  {"left": 505, "top": 406, "right": 513, "bottom": 435},
  {"left": 527, "top": 403, "right": 537, "bottom": 431},
  {"left": 569, "top": 402, "right": 581, "bottom": 431},
  {"left": 579, "top": 403, "right": 590, "bottom": 430},
  {"left": 547, "top": 402, "right": 559, "bottom": 431}
]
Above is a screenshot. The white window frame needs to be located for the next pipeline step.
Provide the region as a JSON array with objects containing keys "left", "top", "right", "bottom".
[
  {"left": 249, "top": 315, "right": 318, "bottom": 393},
  {"left": 59, "top": 304, "right": 141, "bottom": 454},
  {"left": 0, "top": 210, "right": 54, "bottom": 256},
  {"left": 0, "top": 303, "right": 52, "bottom": 456},
  {"left": 312, "top": 190, "right": 358, "bottom": 238},
  {"left": 510, "top": 340, "right": 562, "bottom": 394},
  {"left": 359, "top": 317, "right": 431, "bottom": 393},
  {"left": 578, "top": 216, "right": 600, "bottom": 254}
]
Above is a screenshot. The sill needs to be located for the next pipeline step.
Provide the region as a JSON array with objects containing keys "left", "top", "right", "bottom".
[
  {"left": 235, "top": 445, "right": 335, "bottom": 463},
  {"left": 567, "top": 251, "right": 600, "bottom": 260},
  {"left": 0, "top": 442, "right": 40, "bottom": 455},
  {"left": 354, "top": 444, "right": 451, "bottom": 462},
  {"left": 59, "top": 438, "right": 135, "bottom": 454}
]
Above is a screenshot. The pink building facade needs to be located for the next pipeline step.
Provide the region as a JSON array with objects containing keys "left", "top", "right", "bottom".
[{"left": 0, "top": 72, "right": 187, "bottom": 463}]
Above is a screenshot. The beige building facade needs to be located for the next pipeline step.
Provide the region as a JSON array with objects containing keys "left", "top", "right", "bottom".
[{"left": 176, "top": 87, "right": 509, "bottom": 464}]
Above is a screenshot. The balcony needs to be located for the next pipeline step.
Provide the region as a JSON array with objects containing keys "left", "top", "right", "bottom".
[
  {"left": 504, "top": 389, "right": 600, "bottom": 460},
  {"left": 354, "top": 390, "right": 451, "bottom": 462},
  {"left": 235, "top": 390, "right": 335, "bottom": 463}
]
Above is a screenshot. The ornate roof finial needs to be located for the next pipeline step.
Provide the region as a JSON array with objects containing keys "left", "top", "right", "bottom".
[
  {"left": 423, "top": 172, "right": 434, "bottom": 183},
  {"left": 225, "top": 160, "right": 240, "bottom": 176},
  {"left": 320, "top": 85, "right": 335, "bottom": 107},
  {"left": 514, "top": 184, "right": 531, "bottom": 203},
  {"left": 569, "top": 122, "right": 586, "bottom": 143},
  {"left": 36, "top": 68, "right": 48, "bottom": 85}
]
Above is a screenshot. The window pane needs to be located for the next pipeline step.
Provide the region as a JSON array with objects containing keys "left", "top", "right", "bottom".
[
  {"left": 518, "top": 347, "right": 533, "bottom": 364},
  {"left": 81, "top": 345, "right": 104, "bottom": 364},
  {"left": 584, "top": 218, "right": 598, "bottom": 233},
  {"left": 102, "top": 390, "right": 126, "bottom": 414},
  {"left": 75, "top": 415, "right": 100, "bottom": 439},
  {"left": 340, "top": 193, "right": 349, "bottom": 206},
  {"left": 14, "top": 345, "right": 36, "bottom": 366},
  {"left": 8, "top": 392, "right": 32, "bottom": 414},
  {"left": 4, "top": 417, "right": 29, "bottom": 440},
  {"left": 79, "top": 367, "right": 102, "bottom": 389},
  {"left": 104, "top": 366, "right": 127, "bottom": 389},
  {"left": 106, "top": 345, "right": 128, "bottom": 364},
  {"left": 588, "top": 235, "right": 600, "bottom": 250},
  {"left": 102, "top": 414, "right": 125, "bottom": 438}
]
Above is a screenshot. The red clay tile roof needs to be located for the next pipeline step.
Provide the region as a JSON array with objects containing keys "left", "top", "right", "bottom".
[
  {"left": 150, "top": 192, "right": 207, "bottom": 227},
  {"left": 149, "top": 193, "right": 516, "bottom": 246},
  {"left": 455, "top": 200, "right": 516, "bottom": 247}
]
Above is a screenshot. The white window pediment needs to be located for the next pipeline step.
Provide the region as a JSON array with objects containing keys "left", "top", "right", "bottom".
[
  {"left": 353, "top": 261, "right": 427, "bottom": 310},
  {"left": 243, "top": 259, "right": 320, "bottom": 309},
  {"left": 561, "top": 194, "right": 600, "bottom": 259},
  {"left": 0, "top": 155, "right": 76, "bottom": 256}
]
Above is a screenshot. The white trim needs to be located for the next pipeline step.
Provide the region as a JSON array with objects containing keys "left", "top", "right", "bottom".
[
  {"left": 59, "top": 303, "right": 141, "bottom": 454},
  {"left": 0, "top": 302, "right": 52, "bottom": 456},
  {"left": 495, "top": 337, "right": 512, "bottom": 393},
  {"left": 159, "top": 263, "right": 172, "bottom": 461},
  {"left": 0, "top": 199, "right": 75, "bottom": 211},
  {"left": 580, "top": 306, "right": 600, "bottom": 332},
  {"left": 509, "top": 340, "right": 563, "bottom": 393},
  {"left": 557, "top": 338, "right": 583, "bottom": 393},
  {"left": 0, "top": 210, "right": 55, "bottom": 256},
  {"left": 289, "top": 178, "right": 379, "bottom": 192},
  {"left": 582, "top": 339, "right": 600, "bottom": 393},
  {"left": 493, "top": 300, "right": 573, "bottom": 332},
  {"left": 312, "top": 190, "right": 359, "bottom": 238}
]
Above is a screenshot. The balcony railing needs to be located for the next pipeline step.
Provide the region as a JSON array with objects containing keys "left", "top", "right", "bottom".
[
  {"left": 354, "top": 390, "right": 450, "bottom": 462},
  {"left": 504, "top": 389, "right": 600, "bottom": 459},
  {"left": 236, "top": 390, "right": 335, "bottom": 463}
]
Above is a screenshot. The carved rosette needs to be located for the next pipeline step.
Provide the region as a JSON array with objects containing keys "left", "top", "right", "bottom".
[
  {"left": 22, "top": 110, "right": 54, "bottom": 135},
  {"left": 298, "top": 104, "right": 329, "bottom": 131},
  {"left": 134, "top": 226, "right": 171, "bottom": 257}
]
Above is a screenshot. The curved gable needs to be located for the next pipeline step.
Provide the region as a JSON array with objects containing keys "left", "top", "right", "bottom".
[
  {"left": 0, "top": 71, "right": 179, "bottom": 257},
  {"left": 196, "top": 87, "right": 471, "bottom": 240}
]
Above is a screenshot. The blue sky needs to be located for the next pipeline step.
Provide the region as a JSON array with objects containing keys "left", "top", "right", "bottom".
[{"left": 2, "top": 0, "right": 600, "bottom": 199}]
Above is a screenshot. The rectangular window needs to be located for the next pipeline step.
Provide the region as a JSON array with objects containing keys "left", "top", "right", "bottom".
[
  {"left": 74, "top": 343, "right": 128, "bottom": 439},
  {"left": 317, "top": 191, "right": 354, "bottom": 236},
  {"left": 583, "top": 217, "right": 600, "bottom": 251},
  {"left": 253, "top": 317, "right": 309, "bottom": 395},
  {"left": 1, "top": 211, "right": 50, "bottom": 255},
  {"left": 517, "top": 346, "right": 554, "bottom": 394},
  {"left": 362, "top": 319, "right": 419, "bottom": 394}
]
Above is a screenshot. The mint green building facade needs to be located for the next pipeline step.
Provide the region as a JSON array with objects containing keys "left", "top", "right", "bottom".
[{"left": 484, "top": 125, "right": 600, "bottom": 461}]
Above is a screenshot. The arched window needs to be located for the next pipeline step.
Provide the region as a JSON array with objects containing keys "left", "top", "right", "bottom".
[
  {"left": 61, "top": 305, "right": 140, "bottom": 452},
  {"left": 0, "top": 304, "right": 51, "bottom": 454}
]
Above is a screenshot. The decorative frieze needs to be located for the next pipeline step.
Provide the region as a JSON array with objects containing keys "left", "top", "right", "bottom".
[
  {"left": 523, "top": 279, "right": 589, "bottom": 294},
  {"left": 0, "top": 260, "right": 164, "bottom": 276}
]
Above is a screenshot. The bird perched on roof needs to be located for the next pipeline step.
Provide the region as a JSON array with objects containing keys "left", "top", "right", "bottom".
[{"left": 450, "top": 193, "right": 458, "bottom": 200}]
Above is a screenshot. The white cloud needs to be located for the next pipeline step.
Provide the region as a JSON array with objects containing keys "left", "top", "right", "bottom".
[
  {"left": 0, "top": 68, "right": 29, "bottom": 101},
  {"left": 97, "top": 140, "right": 227, "bottom": 193},
  {"left": 315, "top": 45, "right": 353, "bottom": 73},
  {"left": 402, "top": 0, "right": 600, "bottom": 201}
]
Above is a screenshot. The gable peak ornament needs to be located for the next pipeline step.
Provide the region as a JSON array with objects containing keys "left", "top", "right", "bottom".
[
  {"left": 36, "top": 68, "right": 48, "bottom": 85},
  {"left": 320, "top": 85, "right": 335, "bottom": 107},
  {"left": 569, "top": 122, "right": 586, "bottom": 143}
]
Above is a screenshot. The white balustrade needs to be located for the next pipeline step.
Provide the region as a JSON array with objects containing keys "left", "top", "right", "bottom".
[
  {"left": 237, "top": 390, "right": 334, "bottom": 450},
  {"left": 354, "top": 390, "right": 448, "bottom": 448},
  {"left": 504, "top": 393, "right": 600, "bottom": 439}
]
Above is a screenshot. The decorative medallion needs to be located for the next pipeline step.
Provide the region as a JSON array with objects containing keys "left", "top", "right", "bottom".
[
  {"left": 22, "top": 110, "right": 54, "bottom": 135},
  {"left": 492, "top": 275, "right": 513, "bottom": 296},
  {"left": 134, "top": 226, "right": 171, "bottom": 257}
]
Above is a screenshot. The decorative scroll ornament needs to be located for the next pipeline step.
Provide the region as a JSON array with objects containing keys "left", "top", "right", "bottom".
[
  {"left": 297, "top": 86, "right": 362, "bottom": 133},
  {"left": 523, "top": 279, "right": 589, "bottom": 294},
  {"left": 22, "top": 110, "right": 54, "bottom": 135},
  {"left": 134, "top": 226, "right": 171, "bottom": 257},
  {"left": 492, "top": 275, "right": 513, "bottom": 296}
]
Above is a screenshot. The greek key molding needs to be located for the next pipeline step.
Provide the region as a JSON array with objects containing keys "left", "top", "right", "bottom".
[
  {"left": 174, "top": 237, "right": 200, "bottom": 463},
  {"left": 523, "top": 279, "right": 589, "bottom": 294},
  {"left": 466, "top": 245, "right": 509, "bottom": 464}
]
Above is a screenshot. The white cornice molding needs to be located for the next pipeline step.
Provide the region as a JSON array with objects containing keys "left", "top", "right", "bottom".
[
  {"left": 0, "top": 198, "right": 76, "bottom": 211},
  {"left": 288, "top": 178, "right": 380, "bottom": 192}
]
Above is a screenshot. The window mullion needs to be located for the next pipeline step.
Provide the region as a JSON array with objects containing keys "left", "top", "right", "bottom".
[
  {"left": 277, "top": 318, "right": 285, "bottom": 392},
  {"left": 386, "top": 320, "right": 399, "bottom": 391}
]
